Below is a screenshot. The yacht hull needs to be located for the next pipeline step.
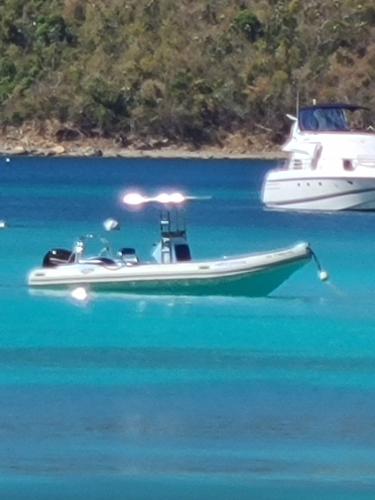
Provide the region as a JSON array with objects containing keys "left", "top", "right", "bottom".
[
  {"left": 28, "top": 243, "right": 312, "bottom": 297},
  {"left": 262, "top": 174, "right": 375, "bottom": 211}
]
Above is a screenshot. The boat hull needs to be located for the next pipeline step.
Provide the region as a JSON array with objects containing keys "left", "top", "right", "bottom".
[
  {"left": 262, "top": 174, "right": 375, "bottom": 211},
  {"left": 28, "top": 244, "right": 312, "bottom": 297}
]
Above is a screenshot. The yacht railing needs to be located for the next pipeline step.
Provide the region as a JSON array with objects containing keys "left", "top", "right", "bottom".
[{"left": 289, "top": 158, "right": 314, "bottom": 170}]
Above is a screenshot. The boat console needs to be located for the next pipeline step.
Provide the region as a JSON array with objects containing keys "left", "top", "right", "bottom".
[{"left": 152, "top": 209, "right": 192, "bottom": 264}]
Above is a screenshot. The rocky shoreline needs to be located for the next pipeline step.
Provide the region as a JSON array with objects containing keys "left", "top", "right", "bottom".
[
  {"left": 0, "top": 144, "right": 286, "bottom": 160},
  {"left": 0, "top": 123, "right": 286, "bottom": 161}
]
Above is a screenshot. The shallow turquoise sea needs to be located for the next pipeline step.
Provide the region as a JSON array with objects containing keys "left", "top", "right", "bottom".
[{"left": 1, "top": 156, "right": 375, "bottom": 499}]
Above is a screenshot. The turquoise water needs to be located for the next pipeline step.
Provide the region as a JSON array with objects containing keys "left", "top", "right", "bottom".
[{"left": 1, "top": 156, "right": 375, "bottom": 499}]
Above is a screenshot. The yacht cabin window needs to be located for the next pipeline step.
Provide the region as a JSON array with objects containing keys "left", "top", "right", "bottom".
[{"left": 299, "top": 107, "right": 349, "bottom": 132}]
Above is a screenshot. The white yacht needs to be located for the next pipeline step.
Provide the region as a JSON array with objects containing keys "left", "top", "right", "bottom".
[{"left": 261, "top": 103, "right": 375, "bottom": 211}]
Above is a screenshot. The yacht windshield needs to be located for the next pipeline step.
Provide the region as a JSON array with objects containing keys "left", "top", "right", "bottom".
[{"left": 299, "top": 107, "right": 350, "bottom": 132}]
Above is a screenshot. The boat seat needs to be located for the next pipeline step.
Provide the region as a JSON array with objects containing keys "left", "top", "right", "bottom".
[{"left": 118, "top": 247, "right": 139, "bottom": 265}]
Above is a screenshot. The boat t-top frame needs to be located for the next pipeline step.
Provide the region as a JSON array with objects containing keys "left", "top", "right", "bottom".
[{"left": 122, "top": 191, "right": 210, "bottom": 264}]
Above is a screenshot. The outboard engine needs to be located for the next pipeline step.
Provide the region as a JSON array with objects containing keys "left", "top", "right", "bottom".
[{"left": 42, "top": 248, "right": 74, "bottom": 268}]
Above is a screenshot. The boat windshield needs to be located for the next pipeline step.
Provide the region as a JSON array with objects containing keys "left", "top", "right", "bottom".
[{"left": 299, "top": 107, "right": 350, "bottom": 132}]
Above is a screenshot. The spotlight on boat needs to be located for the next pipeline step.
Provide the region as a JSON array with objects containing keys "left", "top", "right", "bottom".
[
  {"left": 103, "top": 218, "right": 120, "bottom": 231},
  {"left": 0, "top": 220, "right": 8, "bottom": 229},
  {"left": 122, "top": 191, "right": 189, "bottom": 206},
  {"left": 155, "top": 192, "right": 171, "bottom": 204},
  {"left": 71, "top": 286, "right": 89, "bottom": 302},
  {"left": 122, "top": 192, "right": 147, "bottom": 206},
  {"left": 122, "top": 191, "right": 211, "bottom": 209},
  {"left": 169, "top": 192, "right": 185, "bottom": 203}
]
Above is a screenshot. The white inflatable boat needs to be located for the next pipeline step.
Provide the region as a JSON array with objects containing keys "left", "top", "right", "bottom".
[{"left": 28, "top": 193, "right": 327, "bottom": 297}]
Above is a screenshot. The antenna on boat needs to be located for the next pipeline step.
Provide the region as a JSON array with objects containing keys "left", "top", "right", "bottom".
[{"left": 296, "top": 88, "right": 300, "bottom": 117}]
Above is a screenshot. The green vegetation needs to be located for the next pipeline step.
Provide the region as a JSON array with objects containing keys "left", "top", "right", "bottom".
[{"left": 0, "top": 0, "right": 374, "bottom": 147}]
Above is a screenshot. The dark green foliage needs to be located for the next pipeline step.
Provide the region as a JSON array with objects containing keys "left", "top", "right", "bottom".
[
  {"left": 170, "top": 71, "right": 194, "bottom": 101},
  {"left": 365, "top": 7, "right": 375, "bottom": 25},
  {"left": 233, "top": 10, "right": 264, "bottom": 42},
  {"left": 35, "top": 15, "right": 75, "bottom": 46},
  {"left": 0, "top": 0, "right": 374, "bottom": 145},
  {"left": 0, "top": 59, "right": 16, "bottom": 80}
]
